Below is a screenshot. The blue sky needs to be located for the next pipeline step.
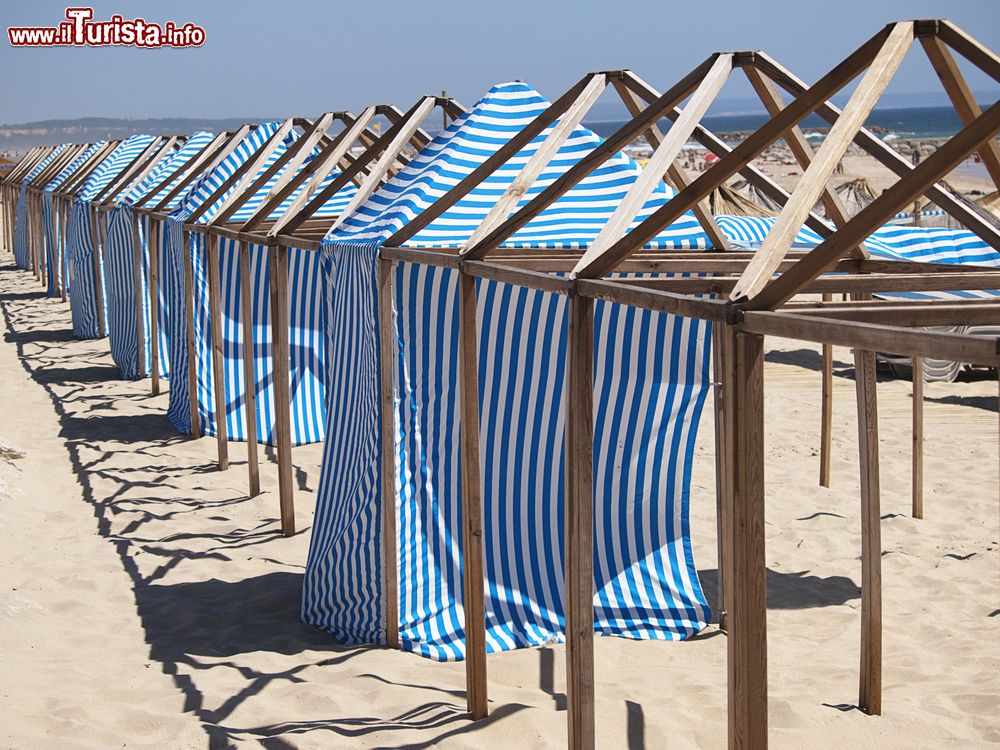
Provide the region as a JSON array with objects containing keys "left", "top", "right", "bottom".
[{"left": 1, "top": 0, "right": 998, "bottom": 122}]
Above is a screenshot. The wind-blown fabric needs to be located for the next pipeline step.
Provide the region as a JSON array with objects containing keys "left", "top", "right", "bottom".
[
  {"left": 304, "top": 82, "right": 714, "bottom": 660},
  {"left": 162, "top": 123, "right": 356, "bottom": 445},
  {"left": 67, "top": 135, "right": 156, "bottom": 339},
  {"left": 13, "top": 145, "right": 67, "bottom": 271},
  {"left": 42, "top": 143, "right": 104, "bottom": 298},
  {"left": 103, "top": 132, "right": 214, "bottom": 380}
]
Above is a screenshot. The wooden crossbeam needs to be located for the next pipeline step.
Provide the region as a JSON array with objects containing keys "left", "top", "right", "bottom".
[
  {"left": 746, "top": 100, "right": 1000, "bottom": 309},
  {"left": 754, "top": 53, "right": 1000, "bottom": 245},
  {"left": 574, "top": 55, "right": 734, "bottom": 277},
  {"left": 145, "top": 128, "right": 251, "bottom": 212},
  {"left": 462, "top": 74, "right": 609, "bottom": 256},
  {"left": 610, "top": 80, "right": 732, "bottom": 251},
  {"left": 731, "top": 23, "right": 914, "bottom": 300}
]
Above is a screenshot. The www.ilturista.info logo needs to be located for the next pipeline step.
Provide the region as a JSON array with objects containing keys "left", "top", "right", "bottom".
[{"left": 8, "top": 7, "right": 205, "bottom": 48}]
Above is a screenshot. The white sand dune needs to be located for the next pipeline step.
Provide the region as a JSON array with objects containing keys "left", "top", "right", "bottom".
[{"left": 0, "top": 262, "right": 997, "bottom": 749}]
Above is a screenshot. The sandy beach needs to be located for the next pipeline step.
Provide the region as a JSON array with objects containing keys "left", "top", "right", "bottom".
[{"left": 0, "top": 257, "right": 997, "bottom": 749}]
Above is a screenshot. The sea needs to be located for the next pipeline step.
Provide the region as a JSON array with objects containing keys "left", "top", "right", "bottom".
[{"left": 586, "top": 105, "right": 985, "bottom": 141}]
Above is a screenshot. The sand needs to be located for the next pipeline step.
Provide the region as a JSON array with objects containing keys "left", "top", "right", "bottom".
[{"left": 0, "top": 260, "right": 997, "bottom": 749}]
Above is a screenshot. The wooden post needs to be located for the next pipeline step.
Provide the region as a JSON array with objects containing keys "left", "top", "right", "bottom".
[
  {"left": 148, "top": 220, "right": 161, "bottom": 395},
  {"left": 377, "top": 258, "right": 399, "bottom": 647},
  {"left": 238, "top": 242, "right": 261, "bottom": 497},
  {"left": 458, "top": 269, "right": 488, "bottom": 719},
  {"left": 207, "top": 233, "right": 230, "bottom": 471},
  {"left": 183, "top": 229, "right": 201, "bottom": 437},
  {"left": 820, "top": 293, "right": 834, "bottom": 487},
  {"left": 853, "top": 349, "right": 882, "bottom": 716},
  {"left": 712, "top": 322, "right": 730, "bottom": 632},
  {"left": 726, "top": 328, "right": 768, "bottom": 750},
  {"left": 911, "top": 356, "right": 924, "bottom": 519},
  {"left": 89, "top": 205, "right": 106, "bottom": 336},
  {"left": 565, "top": 292, "right": 595, "bottom": 750},
  {"left": 269, "top": 244, "right": 295, "bottom": 536},
  {"left": 130, "top": 212, "right": 147, "bottom": 377}
]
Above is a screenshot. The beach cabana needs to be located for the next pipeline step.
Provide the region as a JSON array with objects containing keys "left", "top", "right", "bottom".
[
  {"left": 2, "top": 146, "right": 48, "bottom": 258},
  {"left": 13, "top": 144, "right": 67, "bottom": 272},
  {"left": 304, "top": 79, "right": 726, "bottom": 670},
  {"left": 103, "top": 132, "right": 221, "bottom": 381},
  {"left": 39, "top": 143, "right": 105, "bottom": 299},
  {"left": 66, "top": 134, "right": 162, "bottom": 339}
]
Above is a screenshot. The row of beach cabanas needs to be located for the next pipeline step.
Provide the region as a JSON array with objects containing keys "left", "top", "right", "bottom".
[{"left": 1, "top": 19, "right": 999, "bottom": 749}]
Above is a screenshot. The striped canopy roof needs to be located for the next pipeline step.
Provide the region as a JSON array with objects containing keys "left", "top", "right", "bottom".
[
  {"left": 121, "top": 131, "right": 215, "bottom": 206},
  {"left": 22, "top": 144, "right": 68, "bottom": 186},
  {"left": 43, "top": 143, "right": 105, "bottom": 193},
  {"left": 328, "top": 82, "right": 709, "bottom": 249},
  {"left": 77, "top": 134, "right": 157, "bottom": 202},
  {"left": 171, "top": 121, "right": 358, "bottom": 226}
]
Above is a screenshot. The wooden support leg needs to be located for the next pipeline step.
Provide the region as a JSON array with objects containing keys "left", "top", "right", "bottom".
[
  {"left": 377, "top": 258, "right": 399, "bottom": 647},
  {"left": 854, "top": 349, "right": 882, "bottom": 716},
  {"left": 912, "top": 356, "right": 924, "bottom": 519},
  {"left": 820, "top": 340, "right": 833, "bottom": 487},
  {"left": 148, "top": 221, "right": 161, "bottom": 395},
  {"left": 207, "top": 234, "right": 230, "bottom": 471},
  {"left": 238, "top": 242, "right": 260, "bottom": 497},
  {"left": 726, "top": 328, "right": 768, "bottom": 750},
  {"left": 60, "top": 199, "right": 69, "bottom": 303},
  {"left": 89, "top": 206, "right": 106, "bottom": 336},
  {"left": 130, "top": 213, "right": 146, "bottom": 378},
  {"left": 458, "top": 270, "right": 488, "bottom": 719},
  {"left": 269, "top": 244, "right": 295, "bottom": 536},
  {"left": 712, "top": 322, "right": 730, "bottom": 632},
  {"left": 183, "top": 230, "right": 201, "bottom": 437},
  {"left": 565, "top": 293, "right": 595, "bottom": 750}
]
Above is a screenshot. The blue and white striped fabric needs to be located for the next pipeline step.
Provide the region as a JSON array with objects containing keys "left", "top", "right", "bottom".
[
  {"left": 304, "top": 82, "right": 714, "bottom": 660},
  {"left": 163, "top": 122, "right": 349, "bottom": 445},
  {"left": 103, "top": 133, "right": 215, "bottom": 380},
  {"left": 42, "top": 143, "right": 104, "bottom": 297},
  {"left": 67, "top": 135, "right": 156, "bottom": 339},
  {"left": 13, "top": 145, "right": 67, "bottom": 271}
]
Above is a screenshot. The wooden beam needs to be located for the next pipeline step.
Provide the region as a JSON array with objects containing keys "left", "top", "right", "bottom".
[
  {"left": 183, "top": 229, "right": 201, "bottom": 437},
  {"left": 574, "top": 55, "right": 734, "bottom": 278},
  {"left": 743, "top": 65, "right": 868, "bottom": 260},
  {"left": 821, "top": 294, "right": 833, "bottom": 488},
  {"left": 576, "top": 278, "right": 733, "bottom": 322},
  {"left": 327, "top": 98, "right": 437, "bottom": 235},
  {"left": 463, "top": 74, "right": 609, "bottom": 257},
  {"left": 619, "top": 272, "right": 1000, "bottom": 296},
  {"left": 746, "top": 100, "right": 1000, "bottom": 309},
  {"left": 732, "top": 24, "right": 914, "bottom": 301},
  {"left": 754, "top": 52, "right": 1000, "bottom": 246},
  {"left": 571, "top": 27, "right": 900, "bottom": 276},
  {"left": 565, "top": 293, "right": 595, "bottom": 750},
  {"left": 145, "top": 129, "right": 247, "bottom": 212},
  {"left": 853, "top": 349, "right": 882, "bottom": 716},
  {"left": 377, "top": 258, "right": 399, "bottom": 647},
  {"left": 938, "top": 20, "right": 1000, "bottom": 84},
  {"left": 206, "top": 233, "right": 230, "bottom": 471},
  {"left": 458, "top": 270, "right": 488, "bottom": 719},
  {"left": 921, "top": 36, "right": 1000, "bottom": 190},
  {"left": 388, "top": 72, "right": 616, "bottom": 249},
  {"left": 269, "top": 244, "right": 295, "bottom": 536},
  {"left": 712, "top": 323, "right": 731, "bottom": 632},
  {"left": 610, "top": 79, "right": 732, "bottom": 252},
  {"left": 89, "top": 205, "right": 106, "bottom": 336},
  {"left": 131, "top": 212, "right": 147, "bottom": 378},
  {"left": 149, "top": 220, "right": 161, "bottom": 395},
  {"left": 238, "top": 241, "right": 261, "bottom": 497},
  {"left": 739, "top": 310, "right": 1000, "bottom": 367},
  {"left": 726, "top": 328, "right": 768, "bottom": 750}
]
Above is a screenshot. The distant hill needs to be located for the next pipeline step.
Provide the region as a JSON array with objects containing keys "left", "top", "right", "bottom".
[{"left": 0, "top": 117, "right": 270, "bottom": 154}]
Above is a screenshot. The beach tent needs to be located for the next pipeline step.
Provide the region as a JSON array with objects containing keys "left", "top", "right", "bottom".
[
  {"left": 835, "top": 177, "right": 879, "bottom": 217},
  {"left": 161, "top": 120, "right": 353, "bottom": 445},
  {"left": 13, "top": 145, "right": 67, "bottom": 270},
  {"left": 41, "top": 143, "right": 105, "bottom": 298},
  {"left": 304, "top": 81, "right": 717, "bottom": 660},
  {"left": 103, "top": 132, "right": 218, "bottom": 380},
  {"left": 66, "top": 134, "right": 158, "bottom": 338}
]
